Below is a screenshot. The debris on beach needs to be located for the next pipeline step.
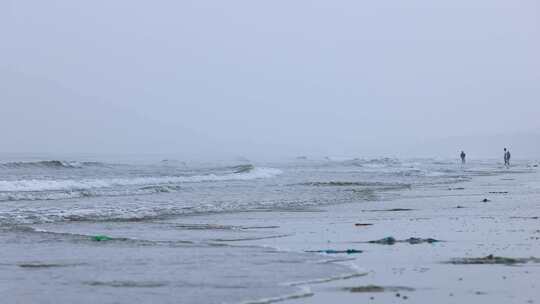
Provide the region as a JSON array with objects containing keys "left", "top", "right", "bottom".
[
  {"left": 17, "top": 262, "right": 82, "bottom": 268},
  {"left": 368, "top": 236, "right": 396, "bottom": 245},
  {"left": 306, "top": 249, "right": 363, "bottom": 254},
  {"left": 343, "top": 285, "right": 415, "bottom": 293},
  {"left": 367, "top": 237, "right": 442, "bottom": 245},
  {"left": 18, "top": 263, "right": 62, "bottom": 268},
  {"left": 355, "top": 223, "right": 374, "bottom": 227},
  {"left": 482, "top": 198, "right": 490, "bottom": 202},
  {"left": 91, "top": 235, "right": 113, "bottom": 242},
  {"left": 448, "top": 187, "right": 465, "bottom": 190},
  {"left": 455, "top": 205, "right": 465, "bottom": 209},
  {"left": 362, "top": 208, "right": 414, "bottom": 212},
  {"left": 405, "top": 237, "right": 441, "bottom": 244},
  {"left": 447, "top": 254, "right": 540, "bottom": 265},
  {"left": 344, "top": 285, "right": 384, "bottom": 292},
  {"left": 489, "top": 191, "right": 508, "bottom": 194}
]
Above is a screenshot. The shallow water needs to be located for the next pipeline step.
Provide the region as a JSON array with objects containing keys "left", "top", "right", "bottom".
[{"left": 0, "top": 156, "right": 535, "bottom": 303}]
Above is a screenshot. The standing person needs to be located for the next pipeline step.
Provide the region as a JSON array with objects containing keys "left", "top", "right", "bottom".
[
  {"left": 460, "top": 151, "right": 466, "bottom": 164},
  {"left": 506, "top": 148, "right": 511, "bottom": 167}
]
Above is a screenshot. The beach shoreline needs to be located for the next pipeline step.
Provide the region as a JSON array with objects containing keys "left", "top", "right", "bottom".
[
  {"left": 1, "top": 160, "right": 538, "bottom": 303},
  {"left": 180, "top": 166, "right": 540, "bottom": 303}
]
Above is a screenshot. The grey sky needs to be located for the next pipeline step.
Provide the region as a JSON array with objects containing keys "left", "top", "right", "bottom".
[{"left": 1, "top": 1, "right": 539, "bottom": 159}]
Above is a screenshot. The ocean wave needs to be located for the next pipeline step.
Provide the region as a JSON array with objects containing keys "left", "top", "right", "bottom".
[
  {"left": 0, "top": 202, "right": 241, "bottom": 225},
  {"left": 0, "top": 190, "right": 378, "bottom": 226},
  {"left": 0, "top": 205, "right": 188, "bottom": 225},
  {"left": 0, "top": 167, "right": 282, "bottom": 193},
  {"left": 341, "top": 158, "right": 401, "bottom": 166},
  {"left": 0, "top": 160, "right": 108, "bottom": 169},
  {"left": 229, "top": 164, "right": 255, "bottom": 173},
  {"left": 0, "top": 185, "right": 185, "bottom": 202}
]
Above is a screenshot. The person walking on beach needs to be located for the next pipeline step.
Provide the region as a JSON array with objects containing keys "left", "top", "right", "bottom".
[
  {"left": 460, "top": 151, "right": 466, "bottom": 164},
  {"left": 504, "top": 148, "right": 511, "bottom": 167}
]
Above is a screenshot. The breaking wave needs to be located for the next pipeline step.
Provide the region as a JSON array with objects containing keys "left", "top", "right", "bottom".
[
  {"left": 0, "top": 167, "right": 282, "bottom": 195},
  {"left": 0, "top": 160, "right": 108, "bottom": 169},
  {"left": 339, "top": 157, "right": 401, "bottom": 166},
  {"left": 0, "top": 185, "right": 186, "bottom": 202},
  {"left": 230, "top": 164, "right": 256, "bottom": 173}
]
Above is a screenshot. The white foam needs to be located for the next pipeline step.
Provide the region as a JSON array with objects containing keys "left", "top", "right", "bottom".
[
  {"left": 239, "top": 286, "right": 313, "bottom": 304},
  {"left": 285, "top": 271, "right": 367, "bottom": 286},
  {"left": 0, "top": 167, "right": 283, "bottom": 192}
]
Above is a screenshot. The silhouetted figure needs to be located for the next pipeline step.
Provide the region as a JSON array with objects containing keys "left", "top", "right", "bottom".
[
  {"left": 504, "top": 148, "right": 511, "bottom": 167},
  {"left": 460, "top": 151, "right": 466, "bottom": 164}
]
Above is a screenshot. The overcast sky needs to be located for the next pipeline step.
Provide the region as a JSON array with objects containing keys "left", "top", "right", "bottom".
[{"left": 1, "top": 1, "right": 539, "bottom": 159}]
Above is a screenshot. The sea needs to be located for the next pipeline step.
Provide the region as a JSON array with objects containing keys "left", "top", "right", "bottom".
[{"left": 0, "top": 155, "right": 534, "bottom": 303}]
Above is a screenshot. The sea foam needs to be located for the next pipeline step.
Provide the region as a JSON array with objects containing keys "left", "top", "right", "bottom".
[{"left": 0, "top": 167, "right": 282, "bottom": 192}]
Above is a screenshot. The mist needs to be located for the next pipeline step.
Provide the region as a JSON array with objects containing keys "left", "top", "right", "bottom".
[{"left": 1, "top": 0, "right": 539, "bottom": 160}]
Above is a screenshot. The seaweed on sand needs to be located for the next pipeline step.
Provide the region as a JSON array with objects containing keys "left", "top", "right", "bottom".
[
  {"left": 368, "top": 236, "right": 397, "bottom": 245},
  {"left": 306, "top": 249, "right": 363, "bottom": 254},
  {"left": 367, "top": 237, "right": 442, "bottom": 245},
  {"left": 362, "top": 208, "right": 415, "bottom": 212},
  {"left": 18, "top": 262, "right": 86, "bottom": 268},
  {"left": 343, "top": 285, "right": 415, "bottom": 293},
  {"left": 447, "top": 255, "right": 540, "bottom": 265}
]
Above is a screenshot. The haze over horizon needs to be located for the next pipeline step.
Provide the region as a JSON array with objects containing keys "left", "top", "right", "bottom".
[{"left": 2, "top": 1, "right": 539, "bottom": 160}]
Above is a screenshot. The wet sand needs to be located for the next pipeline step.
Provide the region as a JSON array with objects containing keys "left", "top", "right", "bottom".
[
  {"left": 5, "top": 164, "right": 538, "bottom": 303},
  {"left": 173, "top": 167, "right": 540, "bottom": 303}
]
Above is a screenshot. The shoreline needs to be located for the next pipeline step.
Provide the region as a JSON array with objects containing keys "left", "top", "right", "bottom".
[
  {"left": 178, "top": 166, "right": 540, "bottom": 303},
  {"left": 2, "top": 161, "right": 538, "bottom": 303}
]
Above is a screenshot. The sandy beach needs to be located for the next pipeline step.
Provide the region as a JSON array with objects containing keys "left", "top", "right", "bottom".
[
  {"left": 167, "top": 165, "right": 540, "bottom": 303},
  {"left": 1, "top": 160, "right": 538, "bottom": 304}
]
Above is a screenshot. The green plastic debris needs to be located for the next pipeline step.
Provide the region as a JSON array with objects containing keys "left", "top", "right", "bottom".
[{"left": 91, "top": 235, "right": 113, "bottom": 242}]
